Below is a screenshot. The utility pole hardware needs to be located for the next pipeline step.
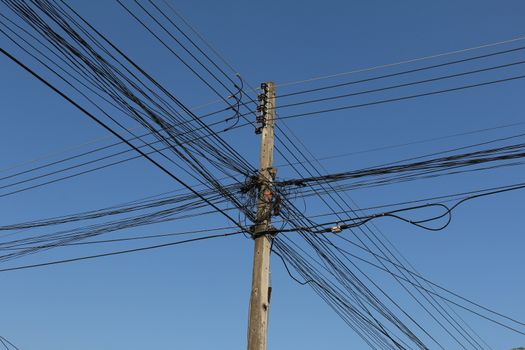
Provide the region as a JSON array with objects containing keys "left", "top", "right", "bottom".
[{"left": 247, "top": 82, "right": 276, "bottom": 350}]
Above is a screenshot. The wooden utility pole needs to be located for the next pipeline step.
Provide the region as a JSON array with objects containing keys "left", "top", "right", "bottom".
[{"left": 247, "top": 81, "right": 276, "bottom": 350}]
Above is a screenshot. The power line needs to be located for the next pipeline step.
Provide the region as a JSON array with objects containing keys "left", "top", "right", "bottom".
[
  {"left": 276, "top": 35, "right": 525, "bottom": 88},
  {"left": 0, "top": 46, "right": 245, "bottom": 231},
  {"left": 275, "top": 74, "right": 525, "bottom": 122},
  {"left": 277, "top": 45, "right": 525, "bottom": 99},
  {"left": 0, "top": 231, "right": 243, "bottom": 273},
  {"left": 3, "top": 1, "right": 522, "bottom": 347},
  {"left": 329, "top": 238, "right": 525, "bottom": 336},
  {"left": 276, "top": 59, "right": 525, "bottom": 109},
  {"left": 0, "top": 96, "right": 232, "bottom": 175}
]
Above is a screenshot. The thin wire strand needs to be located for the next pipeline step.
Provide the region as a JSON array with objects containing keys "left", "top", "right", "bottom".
[{"left": 276, "top": 35, "right": 525, "bottom": 88}]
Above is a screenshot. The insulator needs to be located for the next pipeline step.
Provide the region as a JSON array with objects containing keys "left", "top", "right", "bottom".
[{"left": 256, "top": 105, "right": 267, "bottom": 113}]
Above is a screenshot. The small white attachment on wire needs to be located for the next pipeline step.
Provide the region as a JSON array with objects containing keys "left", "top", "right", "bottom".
[{"left": 331, "top": 223, "right": 342, "bottom": 234}]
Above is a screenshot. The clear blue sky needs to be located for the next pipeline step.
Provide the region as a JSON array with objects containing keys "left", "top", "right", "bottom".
[{"left": 1, "top": 0, "right": 524, "bottom": 349}]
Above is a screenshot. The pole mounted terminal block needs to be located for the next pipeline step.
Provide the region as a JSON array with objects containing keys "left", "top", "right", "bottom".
[{"left": 255, "top": 83, "right": 271, "bottom": 134}]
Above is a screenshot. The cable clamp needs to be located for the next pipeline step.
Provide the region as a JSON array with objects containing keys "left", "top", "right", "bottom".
[
  {"left": 250, "top": 225, "right": 278, "bottom": 239},
  {"left": 331, "top": 223, "right": 342, "bottom": 234}
]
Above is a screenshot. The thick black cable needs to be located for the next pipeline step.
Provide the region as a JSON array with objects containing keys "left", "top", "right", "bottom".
[
  {"left": 275, "top": 60, "right": 525, "bottom": 110},
  {"left": 277, "top": 45, "right": 525, "bottom": 98},
  {"left": 275, "top": 74, "right": 525, "bottom": 122},
  {"left": 0, "top": 46, "right": 245, "bottom": 230},
  {"left": 0, "top": 231, "right": 242, "bottom": 273}
]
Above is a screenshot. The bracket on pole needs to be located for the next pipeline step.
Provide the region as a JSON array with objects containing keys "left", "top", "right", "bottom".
[{"left": 255, "top": 82, "right": 270, "bottom": 134}]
